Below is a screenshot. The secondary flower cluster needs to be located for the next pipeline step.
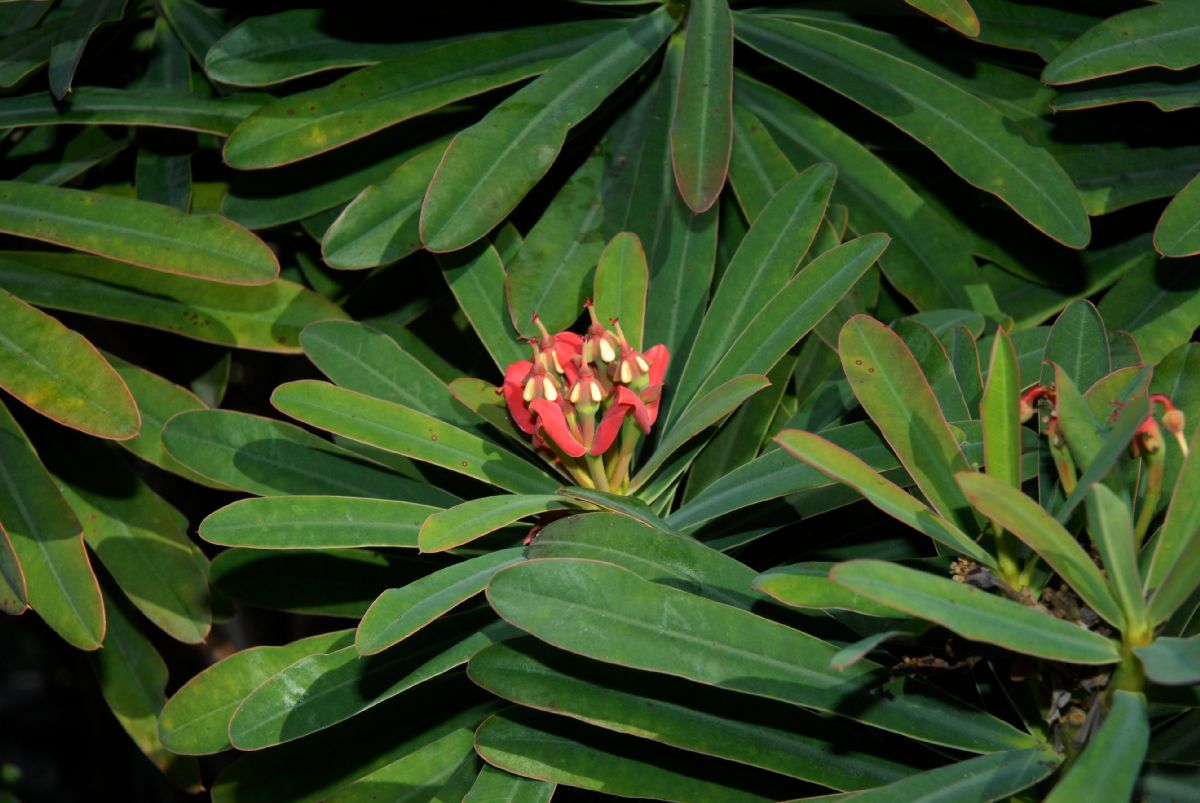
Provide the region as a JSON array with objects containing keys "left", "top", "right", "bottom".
[
  {"left": 502, "top": 303, "right": 668, "bottom": 492},
  {"left": 1019, "top": 386, "right": 1188, "bottom": 458}
]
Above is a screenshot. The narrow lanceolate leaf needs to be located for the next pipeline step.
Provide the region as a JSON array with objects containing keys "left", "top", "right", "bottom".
[
  {"left": 1155, "top": 172, "right": 1200, "bottom": 257},
  {"left": 671, "top": 0, "right": 733, "bottom": 212},
  {"left": 200, "top": 496, "right": 438, "bottom": 549},
  {"left": 419, "top": 495, "right": 568, "bottom": 553},
  {"left": 1043, "top": 3, "right": 1200, "bottom": 85},
  {"left": 356, "top": 550, "right": 524, "bottom": 655},
  {"left": 159, "top": 630, "right": 354, "bottom": 755},
  {"left": 322, "top": 141, "right": 446, "bottom": 269},
  {"left": 735, "top": 14, "right": 1090, "bottom": 248},
  {"left": 1135, "top": 636, "right": 1200, "bottom": 686},
  {"left": 0, "top": 87, "right": 261, "bottom": 135},
  {"left": 632, "top": 375, "right": 769, "bottom": 489},
  {"left": 300, "top": 320, "right": 481, "bottom": 431},
  {"left": 420, "top": 9, "right": 676, "bottom": 251},
  {"left": 727, "top": 104, "right": 796, "bottom": 219},
  {"left": 776, "top": 430, "right": 993, "bottom": 567},
  {"left": 272, "top": 381, "right": 556, "bottom": 495},
  {"left": 957, "top": 473, "right": 1124, "bottom": 630},
  {"left": 839, "top": 315, "right": 976, "bottom": 534},
  {"left": 0, "top": 404, "right": 104, "bottom": 650},
  {"left": 48, "top": 0, "right": 128, "bottom": 99},
  {"left": 1055, "top": 393, "right": 1149, "bottom": 523},
  {"left": 470, "top": 640, "right": 915, "bottom": 791},
  {"left": 225, "top": 21, "right": 619, "bottom": 168},
  {"left": 981, "top": 327, "right": 1021, "bottom": 490},
  {"left": 736, "top": 77, "right": 980, "bottom": 312},
  {"left": 755, "top": 563, "right": 908, "bottom": 618},
  {"left": 162, "top": 409, "right": 455, "bottom": 505},
  {"left": 831, "top": 560, "right": 1121, "bottom": 664},
  {"left": 53, "top": 445, "right": 210, "bottom": 644},
  {"left": 904, "top": 0, "right": 980, "bottom": 38},
  {"left": 1086, "top": 485, "right": 1147, "bottom": 634},
  {"left": 0, "top": 288, "right": 138, "bottom": 439},
  {"left": 0, "top": 251, "right": 346, "bottom": 353},
  {"left": 1146, "top": 428, "right": 1200, "bottom": 625},
  {"left": 667, "top": 165, "right": 834, "bottom": 426},
  {"left": 692, "top": 235, "right": 888, "bottom": 404},
  {"left": 438, "top": 244, "right": 529, "bottom": 374},
  {"left": 844, "top": 748, "right": 1059, "bottom": 803},
  {"left": 1053, "top": 79, "right": 1200, "bottom": 115},
  {"left": 487, "top": 559, "right": 1039, "bottom": 753},
  {"left": 0, "top": 182, "right": 277, "bottom": 284},
  {"left": 1044, "top": 691, "right": 1148, "bottom": 802},
  {"left": 327, "top": 729, "right": 476, "bottom": 803},
  {"left": 228, "top": 613, "right": 513, "bottom": 749},
  {"left": 92, "top": 592, "right": 202, "bottom": 794},
  {"left": 592, "top": 233, "right": 648, "bottom": 351},
  {"left": 464, "top": 763, "right": 555, "bottom": 803},
  {"left": 475, "top": 708, "right": 785, "bottom": 803}
]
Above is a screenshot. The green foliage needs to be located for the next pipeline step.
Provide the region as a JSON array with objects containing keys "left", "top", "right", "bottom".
[{"left": 1, "top": 0, "right": 1198, "bottom": 800}]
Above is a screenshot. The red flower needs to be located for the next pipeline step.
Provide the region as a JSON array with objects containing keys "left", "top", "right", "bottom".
[{"left": 502, "top": 360, "right": 535, "bottom": 434}]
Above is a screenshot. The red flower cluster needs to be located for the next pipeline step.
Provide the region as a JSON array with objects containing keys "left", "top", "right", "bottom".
[
  {"left": 502, "top": 303, "right": 668, "bottom": 491},
  {"left": 1019, "top": 385, "right": 1188, "bottom": 458}
]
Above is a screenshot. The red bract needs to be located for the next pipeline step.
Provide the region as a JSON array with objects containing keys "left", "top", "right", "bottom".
[{"left": 496, "top": 307, "right": 669, "bottom": 492}]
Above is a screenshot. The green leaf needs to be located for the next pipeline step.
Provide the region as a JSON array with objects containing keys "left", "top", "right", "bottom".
[
  {"left": 1147, "top": 427, "right": 1200, "bottom": 625},
  {"left": 272, "top": 381, "right": 556, "bottom": 495},
  {"left": 690, "top": 235, "right": 888, "bottom": 406},
  {"left": 0, "top": 521, "right": 27, "bottom": 614},
  {"left": 831, "top": 560, "right": 1121, "bottom": 664},
  {"left": 1043, "top": 3, "right": 1200, "bottom": 85},
  {"left": 633, "top": 375, "right": 769, "bottom": 489},
  {"left": 671, "top": 0, "right": 733, "bottom": 212},
  {"left": 1045, "top": 691, "right": 1148, "bottom": 802},
  {"left": 356, "top": 550, "right": 524, "bottom": 656},
  {"left": 0, "top": 181, "right": 277, "bottom": 284},
  {"left": 202, "top": 9, "right": 436, "bottom": 87},
  {"left": 225, "top": 21, "right": 618, "bottom": 168},
  {"left": 553, "top": 490, "right": 674, "bottom": 532},
  {"left": 505, "top": 150, "right": 606, "bottom": 337},
  {"left": 1098, "top": 253, "right": 1200, "bottom": 365},
  {"left": 228, "top": 612, "right": 513, "bottom": 748},
  {"left": 667, "top": 165, "right": 834, "bottom": 426},
  {"left": 736, "top": 76, "right": 980, "bottom": 311},
  {"left": 1055, "top": 392, "right": 1149, "bottom": 523},
  {"left": 969, "top": 0, "right": 1095, "bottom": 61},
  {"left": 981, "top": 327, "right": 1021, "bottom": 493},
  {"left": 904, "top": 0, "right": 980, "bottom": 37},
  {"left": 0, "top": 251, "right": 346, "bottom": 353},
  {"left": 321, "top": 141, "right": 445, "bottom": 270},
  {"left": 1053, "top": 77, "right": 1200, "bottom": 115},
  {"left": 754, "top": 563, "right": 908, "bottom": 618},
  {"left": 527, "top": 511, "right": 759, "bottom": 610},
  {"left": 893, "top": 319, "right": 970, "bottom": 423},
  {"left": 326, "top": 729, "right": 476, "bottom": 803},
  {"left": 200, "top": 496, "right": 438, "bottom": 550},
  {"left": 726, "top": 104, "right": 796, "bottom": 220},
  {"left": 476, "top": 708, "right": 787, "bottom": 802},
  {"left": 419, "top": 495, "right": 567, "bottom": 554},
  {"left": 957, "top": 472, "right": 1124, "bottom": 629},
  {"left": 52, "top": 442, "right": 209, "bottom": 644},
  {"left": 438, "top": 244, "right": 529, "bottom": 374},
  {"left": 463, "top": 764, "right": 554, "bottom": 803},
  {"left": 735, "top": 14, "right": 1090, "bottom": 248},
  {"left": 592, "top": 232, "right": 648, "bottom": 351},
  {"left": 470, "top": 638, "right": 914, "bottom": 790},
  {"left": 1155, "top": 172, "right": 1200, "bottom": 258},
  {"left": 420, "top": 9, "right": 676, "bottom": 251},
  {"left": 1086, "top": 485, "right": 1147, "bottom": 635},
  {"left": 0, "top": 403, "right": 104, "bottom": 650},
  {"left": 1042, "top": 300, "right": 1110, "bottom": 391},
  {"left": 48, "top": 0, "right": 128, "bottom": 99},
  {"left": 92, "top": 590, "right": 201, "bottom": 793},
  {"left": 0, "top": 287, "right": 138, "bottom": 439},
  {"left": 777, "top": 430, "right": 993, "bottom": 566},
  {"left": 839, "top": 315, "right": 976, "bottom": 534},
  {"left": 843, "top": 748, "right": 1059, "bottom": 803},
  {"left": 160, "top": 629, "right": 355, "bottom": 754},
  {"left": 159, "top": 0, "right": 228, "bottom": 69},
  {"left": 487, "top": 558, "right": 1041, "bottom": 751},
  {"left": 300, "top": 320, "right": 481, "bottom": 432},
  {"left": 162, "top": 409, "right": 454, "bottom": 504},
  {"left": 1135, "top": 636, "right": 1200, "bottom": 686}
]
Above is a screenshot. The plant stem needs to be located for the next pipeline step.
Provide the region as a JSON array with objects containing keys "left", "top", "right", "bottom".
[
  {"left": 585, "top": 454, "right": 610, "bottom": 492},
  {"left": 1133, "top": 454, "right": 1164, "bottom": 549}
]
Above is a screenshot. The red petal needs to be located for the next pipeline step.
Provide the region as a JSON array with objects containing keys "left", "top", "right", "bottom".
[
  {"left": 554, "top": 333, "right": 583, "bottom": 384},
  {"left": 503, "top": 360, "right": 536, "bottom": 434},
  {"left": 589, "top": 402, "right": 629, "bottom": 456},
  {"left": 530, "top": 399, "right": 586, "bottom": 457},
  {"left": 616, "top": 386, "right": 653, "bottom": 433},
  {"left": 643, "top": 344, "right": 669, "bottom": 387}
]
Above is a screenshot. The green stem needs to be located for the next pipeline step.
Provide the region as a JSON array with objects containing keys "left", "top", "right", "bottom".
[
  {"left": 585, "top": 454, "right": 610, "bottom": 493},
  {"left": 993, "top": 526, "right": 1023, "bottom": 589},
  {"left": 1133, "top": 453, "right": 1164, "bottom": 549}
]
